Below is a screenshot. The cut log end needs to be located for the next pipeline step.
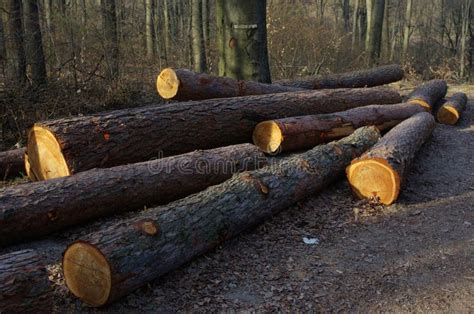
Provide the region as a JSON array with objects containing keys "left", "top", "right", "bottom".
[
  {"left": 346, "top": 158, "right": 401, "bottom": 205},
  {"left": 24, "top": 153, "right": 38, "bottom": 181},
  {"left": 156, "top": 68, "right": 180, "bottom": 99},
  {"left": 27, "top": 125, "right": 70, "bottom": 180},
  {"left": 408, "top": 99, "right": 431, "bottom": 111},
  {"left": 252, "top": 121, "right": 283, "bottom": 154},
  {"left": 63, "top": 241, "right": 111, "bottom": 307},
  {"left": 437, "top": 105, "right": 460, "bottom": 125}
]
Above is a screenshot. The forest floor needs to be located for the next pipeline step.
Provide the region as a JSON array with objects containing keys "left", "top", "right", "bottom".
[{"left": 1, "top": 84, "right": 473, "bottom": 312}]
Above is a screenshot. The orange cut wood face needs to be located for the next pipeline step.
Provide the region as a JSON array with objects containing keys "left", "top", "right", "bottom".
[
  {"left": 252, "top": 121, "right": 283, "bottom": 154},
  {"left": 156, "top": 68, "right": 180, "bottom": 99},
  {"left": 437, "top": 105, "right": 459, "bottom": 125},
  {"left": 63, "top": 242, "right": 112, "bottom": 307},
  {"left": 27, "top": 125, "right": 70, "bottom": 180},
  {"left": 346, "top": 157, "right": 401, "bottom": 205},
  {"left": 408, "top": 98, "right": 431, "bottom": 111}
]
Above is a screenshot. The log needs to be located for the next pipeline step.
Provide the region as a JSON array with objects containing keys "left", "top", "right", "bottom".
[
  {"left": 253, "top": 103, "right": 425, "bottom": 154},
  {"left": 406, "top": 79, "right": 448, "bottom": 111},
  {"left": 0, "top": 144, "right": 266, "bottom": 246},
  {"left": 275, "top": 64, "right": 404, "bottom": 89},
  {"left": 156, "top": 68, "right": 302, "bottom": 100},
  {"left": 436, "top": 92, "right": 468, "bottom": 125},
  {"left": 28, "top": 87, "right": 401, "bottom": 180},
  {"left": 346, "top": 112, "right": 436, "bottom": 205},
  {"left": 0, "top": 148, "right": 25, "bottom": 179},
  {"left": 0, "top": 249, "right": 52, "bottom": 313},
  {"left": 62, "top": 126, "right": 381, "bottom": 307}
]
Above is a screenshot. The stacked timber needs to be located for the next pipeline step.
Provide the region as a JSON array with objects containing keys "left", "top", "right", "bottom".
[
  {"left": 346, "top": 112, "right": 436, "bottom": 205},
  {"left": 0, "top": 144, "right": 266, "bottom": 246},
  {"left": 0, "top": 147, "right": 25, "bottom": 179},
  {"left": 156, "top": 64, "right": 404, "bottom": 101},
  {"left": 436, "top": 92, "right": 468, "bottom": 125},
  {"left": 406, "top": 79, "right": 448, "bottom": 111},
  {"left": 62, "top": 126, "right": 381, "bottom": 307},
  {"left": 27, "top": 86, "right": 400, "bottom": 180},
  {"left": 253, "top": 103, "right": 425, "bottom": 154},
  {"left": 275, "top": 64, "right": 404, "bottom": 89},
  {"left": 0, "top": 249, "right": 52, "bottom": 312}
]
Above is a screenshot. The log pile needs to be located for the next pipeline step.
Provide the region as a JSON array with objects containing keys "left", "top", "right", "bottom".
[
  {"left": 0, "top": 147, "right": 25, "bottom": 179},
  {"left": 0, "top": 64, "right": 468, "bottom": 308}
]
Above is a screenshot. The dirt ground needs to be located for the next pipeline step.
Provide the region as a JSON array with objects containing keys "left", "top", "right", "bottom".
[{"left": 1, "top": 86, "right": 473, "bottom": 312}]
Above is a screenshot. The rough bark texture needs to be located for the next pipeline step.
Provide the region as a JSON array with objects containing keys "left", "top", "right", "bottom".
[
  {"left": 23, "top": 0, "right": 47, "bottom": 85},
  {"left": 62, "top": 126, "right": 381, "bottom": 307},
  {"left": 436, "top": 92, "right": 468, "bottom": 125},
  {"left": 216, "top": 0, "right": 271, "bottom": 82},
  {"left": 0, "top": 148, "right": 25, "bottom": 179},
  {"left": 156, "top": 68, "right": 301, "bottom": 101},
  {"left": 28, "top": 87, "right": 401, "bottom": 179},
  {"left": 0, "top": 249, "right": 52, "bottom": 312},
  {"left": 347, "top": 112, "right": 436, "bottom": 205},
  {"left": 275, "top": 64, "right": 404, "bottom": 89},
  {"left": 366, "top": 0, "right": 385, "bottom": 64},
  {"left": 253, "top": 103, "right": 425, "bottom": 154},
  {"left": 0, "top": 144, "right": 265, "bottom": 246},
  {"left": 7, "top": 0, "right": 26, "bottom": 84},
  {"left": 406, "top": 79, "right": 448, "bottom": 111},
  {"left": 191, "top": 0, "right": 206, "bottom": 73}
]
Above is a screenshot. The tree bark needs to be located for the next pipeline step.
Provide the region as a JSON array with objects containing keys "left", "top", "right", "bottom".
[
  {"left": 191, "top": 0, "right": 206, "bottom": 72},
  {"left": 253, "top": 102, "right": 425, "bottom": 154},
  {"left": 216, "top": 0, "right": 271, "bottom": 83},
  {"left": 275, "top": 64, "right": 404, "bottom": 89},
  {"left": 156, "top": 68, "right": 301, "bottom": 100},
  {"left": 145, "top": 0, "right": 154, "bottom": 59},
  {"left": 402, "top": 0, "right": 412, "bottom": 59},
  {"left": 366, "top": 0, "right": 385, "bottom": 64},
  {"left": 352, "top": 0, "right": 360, "bottom": 50},
  {"left": 406, "top": 79, "right": 448, "bottom": 111},
  {"left": 23, "top": 0, "right": 47, "bottom": 85},
  {"left": 27, "top": 87, "right": 401, "bottom": 180},
  {"left": 7, "top": 0, "right": 27, "bottom": 84},
  {"left": 0, "top": 144, "right": 265, "bottom": 246},
  {"left": 62, "top": 126, "right": 381, "bottom": 307},
  {"left": 436, "top": 92, "right": 468, "bottom": 125},
  {"left": 0, "top": 148, "right": 25, "bottom": 179},
  {"left": 0, "top": 249, "right": 52, "bottom": 312},
  {"left": 347, "top": 112, "right": 435, "bottom": 205},
  {"left": 460, "top": 0, "right": 472, "bottom": 79},
  {"left": 101, "top": 0, "right": 119, "bottom": 79}
]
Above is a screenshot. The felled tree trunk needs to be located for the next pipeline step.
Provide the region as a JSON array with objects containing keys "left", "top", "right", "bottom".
[
  {"left": 346, "top": 112, "right": 435, "bottom": 205},
  {"left": 275, "top": 64, "right": 404, "bottom": 89},
  {"left": 0, "top": 144, "right": 265, "bottom": 246},
  {"left": 0, "top": 249, "right": 52, "bottom": 312},
  {"left": 28, "top": 87, "right": 400, "bottom": 180},
  {"left": 436, "top": 92, "right": 468, "bottom": 125},
  {"left": 253, "top": 103, "right": 425, "bottom": 154},
  {"left": 406, "top": 79, "right": 448, "bottom": 111},
  {"left": 0, "top": 147, "right": 25, "bottom": 179},
  {"left": 62, "top": 127, "right": 381, "bottom": 307},
  {"left": 156, "top": 68, "right": 301, "bottom": 100}
]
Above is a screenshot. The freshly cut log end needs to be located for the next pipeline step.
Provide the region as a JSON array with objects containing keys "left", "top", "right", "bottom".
[
  {"left": 156, "top": 68, "right": 180, "bottom": 99},
  {"left": 27, "top": 125, "right": 70, "bottom": 180},
  {"left": 406, "top": 79, "right": 448, "bottom": 111},
  {"left": 252, "top": 121, "right": 283, "bottom": 154},
  {"left": 436, "top": 92, "right": 468, "bottom": 125},
  {"left": 63, "top": 241, "right": 111, "bottom": 307},
  {"left": 346, "top": 157, "right": 401, "bottom": 205}
]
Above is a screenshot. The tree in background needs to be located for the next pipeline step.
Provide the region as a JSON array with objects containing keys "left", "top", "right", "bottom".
[
  {"left": 145, "top": 0, "right": 154, "bottom": 59},
  {"left": 216, "top": 0, "right": 271, "bottom": 83},
  {"left": 366, "top": 0, "right": 385, "bottom": 64},
  {"left": 6, "top": 0, "right": 26, "bottom": 85},
  {"left": 402, "top": 0, "right": 412, "bottom": 59},
  {"left": 101, "top": 0, "right": 119, "bottom": 80},
  {"left": 191, "top": 0, "right": 207, "bottom": 72}
]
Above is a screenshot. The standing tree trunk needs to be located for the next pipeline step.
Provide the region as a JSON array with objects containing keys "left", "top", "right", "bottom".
[
  {"left": 366, "top": 0, "right": 385, "bottom": 64},
  {"left": 191, "top": 0, "right": 206, "bottom": 72},
  {"left": 145, "top": 0, "right": 154, "bottom": 59},
  {"left": 352, "top": 0, "right": 360, "bottom": 50},
  {"left": 0, "top": 10, "right": 6, "bottom": 64},
  {"left": 23, "top": 0, "right": 47, "bottom": 86},
  {"left": 365, "top": 0, "right": 373, "bottom": 50},
  {"left": 402, "top": 0, "right": 413, "bottom": 59},
  {"left": 163, "top": 0, "right": 170, "bottom": 58},
  {"left": 202, "top": 0, "right": 210, "bottom": 51},
  {"left": 101, "top": 0, "right": 119, "bottom": 79},
  {"left": 460, "top": 0, "right": 472, "bottom": 79},
  {"left": 343, "top": 0, "right": 350, "bottom": 32},
  {"left": 7, "top": 0, "right": 27, "bottom": 84},
  {"left": 382, "top": 0, "right": 390, "bottom": 59},
  {"left": 216, "top": 0, "right": 271, "bottom": 83}
]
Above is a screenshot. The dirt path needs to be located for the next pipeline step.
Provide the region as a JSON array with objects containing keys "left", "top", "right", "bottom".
[{"left": 1, "top": 87, "right": 473, "bottom": 312}]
